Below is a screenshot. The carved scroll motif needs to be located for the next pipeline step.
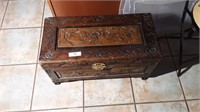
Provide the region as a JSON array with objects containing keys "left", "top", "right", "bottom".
[{"left": 57, "top": 25, "right": 143, "bottom": 48}]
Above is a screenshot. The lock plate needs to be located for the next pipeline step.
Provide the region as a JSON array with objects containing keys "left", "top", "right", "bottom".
[{"left": 92, "top": 63, "right": 106, "bottom": 71}]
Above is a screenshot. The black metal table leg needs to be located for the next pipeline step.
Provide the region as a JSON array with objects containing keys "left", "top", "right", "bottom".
[{"left": 177, "top": 0, "right": 189, "bottom": 76}]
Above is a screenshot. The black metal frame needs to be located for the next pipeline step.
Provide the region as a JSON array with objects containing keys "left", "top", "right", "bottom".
[{"left": 178, "top": 0, "right": 199, "bottom": 76}]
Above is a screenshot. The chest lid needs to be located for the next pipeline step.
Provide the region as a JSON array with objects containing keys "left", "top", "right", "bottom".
[{"left": 40, "top": 14, "right": 161, "bottom": 63}]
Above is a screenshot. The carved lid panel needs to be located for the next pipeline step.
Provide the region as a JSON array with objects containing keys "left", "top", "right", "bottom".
[{"left": 57, "top": 25, "right": 143, "bottom": 48}]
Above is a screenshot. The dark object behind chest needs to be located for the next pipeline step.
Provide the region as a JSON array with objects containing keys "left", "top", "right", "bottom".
[{"left": 40, "top": 14, "right": 162, "bottom": 85}]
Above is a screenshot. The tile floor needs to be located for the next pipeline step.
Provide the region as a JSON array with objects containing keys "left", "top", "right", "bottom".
[{"left": 0, "top": 0, "right": 199, "bottom": 112}]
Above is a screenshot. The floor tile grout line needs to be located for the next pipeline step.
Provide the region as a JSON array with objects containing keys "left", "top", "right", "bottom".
[
  {"left": 29, "top": 64, "right": 39, "bottom": 112},
  {"left": 0, "top": 63, "right": 38, "bottom": 66},
  {"left": 7, "top": 106, "right": 84, "bottom": 112},
  {"left": 166, "top": 38, "right": 190, "bottom": 112},
  {"left": 132, "top": 100, "right": 187, "bottom": 105},
  {"left": 1, "top": 27, "right": 42, "bottom": 30},
  {"left": 177, "top": 77, "right": 190, "bottom": 112},
  {"left": 0, "top": 65, "right": 3, "bottom": 111},
  {"left": 8, "top": 99, "right": 191, "bottom": 112},
  {"left": 84, "top": 103, "right": 134, "bottom": 109},
  {"left": 83, "top": 99, "right": 187, "bottom": 108},
  {"left": 129, "top": 78, "right": 137, "bottom": 112},
  {"left": 30, "top": 0, "right": 46, "bottom": 111},
  {"left": 186, "top": 99, "right": 200, "bottom": 101},
  {"left": 0, "top": 0, "right": 9, "bottom": 29},
  {"left": 83, "top": 80, "right": 85, "bottom": 112},
  {"left": 30, "top": 106, "right": 83, "bottom": 112},
  {"left": 6, "top": 110, "right": 30, "bottom": 112},
  {"left": 36, "top": 0, "right": 46, "bottom": 62},
  {"left": 40, "top": 0, "right": 46, "bottom": 28},
  {"left": 29, "top": 28, "right": 43, "bottom": 111}
]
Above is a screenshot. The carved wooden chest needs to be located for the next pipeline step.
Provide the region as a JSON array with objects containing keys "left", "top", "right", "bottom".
[{"left": 40, "top": 14, "right": 162, "bottom": 84}]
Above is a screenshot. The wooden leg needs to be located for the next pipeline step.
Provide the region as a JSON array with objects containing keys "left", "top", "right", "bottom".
[
  {"left": 54, "top": 81, "right": 61, "bottom": 85},
  {"left": 141, "top": 77, "right": 148, "bottom": 80}
]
